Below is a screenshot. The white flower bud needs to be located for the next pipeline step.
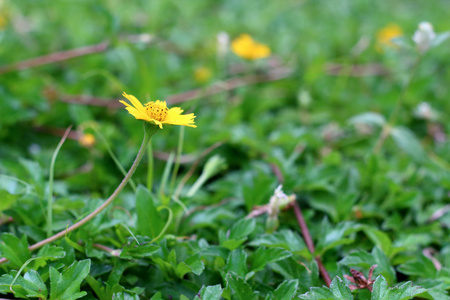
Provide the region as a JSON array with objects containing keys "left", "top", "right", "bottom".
[
  {"left": 413, "top": 22, "right": 436, "bottom": 54},
  {"left": 217, "top": 31, "right": 230, "bottom": 58}
]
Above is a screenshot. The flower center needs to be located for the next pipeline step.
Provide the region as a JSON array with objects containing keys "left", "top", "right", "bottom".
[{"left": 145, "top": 102, "right": 169, "bottom": 121}]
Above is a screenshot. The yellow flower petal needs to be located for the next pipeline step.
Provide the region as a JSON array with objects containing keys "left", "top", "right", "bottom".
[
  {"left": 119, "top": 93, "right": 196, "bottom": 128},
  {"left": 79, "top": 133, "right": 95, "bottom": 148},
  {"left": 231, "top": 34, "right": 271, "bottom": 60},
  {"left": 122, "top": 92, "right": 146, "bottom": 112},
  {"left": 376, "top": 24, "right": 403, "bottom": 52}
]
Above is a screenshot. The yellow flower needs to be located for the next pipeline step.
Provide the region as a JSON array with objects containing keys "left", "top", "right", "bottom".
[
  {"left": 231, "top": 34, "right": 271, "bottom": 60},
  {"left": 79, "top": 133, "right": 96, "bottom": 148},
  {"left": 194, "top": 67, "right": 212, "bottom": 84},
  {"left": 119, "top": 92, "right": 196, "bottom": 129},
  {"left": 376, "top": 24, "right": 403, "bottom": 51},
  {"left": 0, "top": 15, "right": 6, "bottom": 30}
]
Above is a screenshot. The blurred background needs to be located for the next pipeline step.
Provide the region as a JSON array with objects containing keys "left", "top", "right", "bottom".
[{"left": 0, "top": 0, "right": 449, "bottom": 207}]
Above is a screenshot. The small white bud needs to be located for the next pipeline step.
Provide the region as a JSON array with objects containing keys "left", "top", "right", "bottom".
[
  {"left": 414, "top": 102, "right": 436, "bottom": 121},
  {"left": 413, "top": 22, "right": 436, "bottom": 54},
  {"left": 217, "top": 31, "right": 230, "bottom": 58}
]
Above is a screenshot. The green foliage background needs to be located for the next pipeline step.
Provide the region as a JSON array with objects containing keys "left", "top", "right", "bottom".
[{"left": 0, "top": 0, "right": 449, "bottom": 299}]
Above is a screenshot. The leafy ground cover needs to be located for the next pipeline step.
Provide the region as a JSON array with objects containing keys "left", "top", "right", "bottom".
[{"left": 0, "top": 0, "right": 450, "bottom": 299}]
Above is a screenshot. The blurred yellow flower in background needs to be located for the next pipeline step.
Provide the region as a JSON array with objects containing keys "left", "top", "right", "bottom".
[
  {"left": 79, "top": 133, "right": 96, "bottom": 148},
  {"left": 231, "top": 34, "right": 271, "bottom": 60},
  {"left": 0, "top": 15, "right": 7, "bottom": 30},
  {"left": 120, "top": 92, "right": 196, "bottom": 129},
  {"left": 194, "top": 67, "right": 212, "bottom": 84},
  {"left": 376, "top": 24, "right": 403, "bottom": 51}
]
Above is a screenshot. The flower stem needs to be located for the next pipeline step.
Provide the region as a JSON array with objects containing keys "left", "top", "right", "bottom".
[
  {"left": 147, "top": 142, "right": 154, "bottom": 191},
  {"left": 47, "top": 126, "right": 72, "bottom": 238},
  {"left": 169, "top": 126, "right": 185, "bottom": 192},
  {"left": 92, "top": 126, "right": 137, "bottom": 192},
  {"left": 292, "top": 201, "right": 332, "bottom": 287},
  {"left": 0, "top": 123, "right": 158, "bottom": 265}
]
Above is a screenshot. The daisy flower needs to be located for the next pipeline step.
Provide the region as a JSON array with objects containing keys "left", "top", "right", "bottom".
[
  {"left": 231, "top": 34, "right": 271, "bottom": 60},
  {"left": 119, "top": 92, "right": 196, "bottom": 129}
]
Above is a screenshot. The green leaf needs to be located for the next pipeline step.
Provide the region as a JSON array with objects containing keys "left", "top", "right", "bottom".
[
  {"left": 150, "top": 292, "right": 163, "bottom": 300},
  {"left": 0, "top": 270, "right": 48, "bottom": 299},
  {"left": 298, "top": 286, "right": 335, "bottom": 300},
  {"left": 0, "top": 189, "right": 17, "bottom": 212},
  {"left": 273, "top": 279, "right": 299, "bottom": 299},
  {"left": 271, "top": 258, "right": 319, "bottom": 292},
  {"left": 220, "top": 218, "right": 256, "bottom": 250},
  {"left": 386, "top": 281, "right": 427, "bottom": 300},
  {"left": 113, "top": 292, "right": 140, "bottom": 300},
  {"left": 249, "top": 229, "right": 307, "bottom": 253},
  {"left": 23, "top": 270, "right": 48, "bottom": 298},
  {"left": 226, "top": 272, "right": 258, "bottom": 300},
  {"left": 225, "top": 248, "right": 248, "bottom": 278},
  {"left": 397, "top": 255, "right": 438, "bottom": 279},
  {"left": 175, "top": 254, "right": 205, "bottom": 278},
  {"left": 339, "top": 250, "right": 376, "bottom": 269},
  {"left": 250, "top": 247, "right": 292, "bottom": 272},
  {"left": 49, "top": 259, "right": 91, "bottom": 300},
  {"left": 0, "top": 233, "right": 31, "bottom": 269},
  {"left": 362, "top": 226, "right": 392, "bottom": 257},
  {"left": 371, "top": 276, "right": 389, "bottom": 300},
  {"left": 195, "top": 284, "right": 223, "bottom": 300},
  {"left": 315, "top": 222, "right": 358, "bottom": 256},
  {"left": 390, "top": 127, "right": 427, "bottom": 162},
  {"left": 221, "top": 238, "right": 248, "bottom": 251},
  {"left": 119, "top": 240, "right": 160, "bottom": 260},
  {"left": 329, "top": 277, "right": 352, "bottom": 300},
  {"left": 348, "top": 112, "right": 386, "bottom": 127},
  {"left": 229, "top": 218, "right": 256, "bottom": 240},
  {"left": 136, "top": 185, "right": 164, "bottom": 238},
  {"left": 19, "top": 158, "right": 44, "bottom": 185},
  {"left": 37, "top": 245, "right": 66, "bottom": 259},
  {"left": 391, "top": 282, "right": 428, "bottom": 300},
  {"left": 372, "top": 247, "right": 396, "bottom": 285}
]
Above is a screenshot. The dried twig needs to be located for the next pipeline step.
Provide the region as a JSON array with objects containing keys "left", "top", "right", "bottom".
[
  {"left": 269, "top": 162, "right": 284, "bottom": 184},
  {"left": 92, "top": 243, "right": 121, "bottom": 257},
  {"left": 184, "top": 198, "right": 234, "bottom": 218},
  {"left": 167, "top": 67, "right": 293, "bottom": 104},
  {"left": 0, "top": 34, "right": 156, "bottom": 75},
  {"left": 325, "top": 63, "right": 390, "bottom": 77},
  {"left": 0, "top": 41, "right": 110, "bottom": 75},
  {"left": 52, "top": 66, "right": 293, "bottom": 107},
  {"left": 34, "top": 125, "right": 82, "bottom": 141}
]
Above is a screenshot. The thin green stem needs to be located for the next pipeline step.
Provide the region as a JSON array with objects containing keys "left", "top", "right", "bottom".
[
  {"left": 92, "top": 127, "right": 136, "bottom": 192},
  {"left": 372, "top": 56, "right": 422, "bottom": 154},
  {"left": 0, "top": 123, "right": 158, "bottom": 265},
  {"left": 187, "top": 173, "right": 208, "bottom": 197},
  {"left": 169, "top": 126, "right": 185, "bottom": 192},
  {"left": 47, "top": 126, "right": 72, "bottom": 238},
  {"left": 159, "top": 152, "right": 175, "bottom": 203},
  {"left": 149, "top": 206, "right": 173, "bottom": 243},
  {"left": 147, "top": 142, "right": 154, "bottom": 191}
]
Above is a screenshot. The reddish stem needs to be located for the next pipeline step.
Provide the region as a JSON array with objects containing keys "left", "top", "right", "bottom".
[
  {"left": 292, "top": 201, "right": 332, "bottom": 287},
  {"left": 92, "top": 243, "right": 121, "bottom": 257}
]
